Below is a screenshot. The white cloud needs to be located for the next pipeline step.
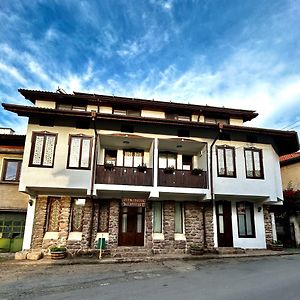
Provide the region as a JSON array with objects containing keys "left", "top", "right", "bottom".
[{"left": 0, "top": 62, "right": 27, "bottom": 85}]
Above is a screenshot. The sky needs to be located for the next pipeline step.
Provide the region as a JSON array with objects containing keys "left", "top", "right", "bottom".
[{"left": 0, "top": 0, "right": 300, "bottom": 135}]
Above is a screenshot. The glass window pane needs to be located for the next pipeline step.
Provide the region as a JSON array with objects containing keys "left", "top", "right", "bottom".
[
  {"left": 218, "top": 204, "right": 223, "bottom": 214},
  {"left": 4, "top": 161, "right": 18, "bottom": 181},
  {"left": 81, "top": 139, "right": 90, "bottom": 168},
  {"left": 225, "top": 148, "right": 234, "bottom": 175},
  {"left": 245, "top": 150, "right": 253, "bottom": 177},
  {"left": 124, "top": 151, "right": 133, "bottom": 167},
  {"left": 114, "top": 110, "right": 126, "bottom": 115},
  {"left": 43, "top": 135, "right": 56, "bottom": 166},
  {"left": 122, "top": 213, "right": 127, "bottom": 233},
  {"left": 159, "top": 154, "right": 167, "bottom": 168},
  {"left": 137, "top": 214, "right": 142, "bottom": 233},
  {"left": 48, "top": 199, "right": 60, "bottom": 231},
  {"left": 238, "top": 214, "right": 246, "bottom": 236},
  {"left": 219, "top": 216, "right": 224, "bottom": 233},
  {"left": 217, "top": 148, "right": 225, "bottom": 175},
  {"left": 175, "top": 202, "right": 183, "bottom": 233},
  {"left": 253, "top": 151, "right": 261, "bottom": 177},
  {"left": 153, "top": 202, "right": 162, "bottom": 233},
  {"left": 69, "top": 137, "right": 81, "bottom": 168},
  {"left": 32, "top": 135, "right": 44, "bottom": 165},
  {"left": 245, "top": 205, "right": 253, "bottom": 235},
  {"left": 134, "top": 152, "right": 143, "bottom": 167},
  {"left": 168, "top": 155, "right": 176, "bottom": 169}
]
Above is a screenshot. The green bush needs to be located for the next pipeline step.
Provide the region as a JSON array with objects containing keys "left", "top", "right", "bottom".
[{"left": 50, "top": 246, "right": 67, "bottom": 252}]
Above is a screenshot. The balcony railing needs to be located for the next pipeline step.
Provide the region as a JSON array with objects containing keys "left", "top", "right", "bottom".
[
  {"left": 96, "top": 165, "right": 153, "bottom": 186},
  {"left": 158, "top": 169, "right": 208, "bottom": 188}
]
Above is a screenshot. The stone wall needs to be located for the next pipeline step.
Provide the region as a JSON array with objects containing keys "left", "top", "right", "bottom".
[
  {"left": 31, "top": 196, "right": 48, "bottom": 249},
  {"left": 264, "top": 205, "right": 273, "bottom": 245},
  {"left": 108, "top": 199, "right": 119, "bottom": 250},
  {"left": 30, "top": 197, "right": 215, "bottom": 256}
]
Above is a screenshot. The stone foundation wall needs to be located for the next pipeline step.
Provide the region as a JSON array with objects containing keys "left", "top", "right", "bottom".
[
  {"left": 30, "top": 196, "right": 215, "bottom": 256},
  {"left": 31, "top": 196, "right": 48, "bottom": 250},
  {"left": 264, "top": 205, "right": 273, "bottom": 245}
]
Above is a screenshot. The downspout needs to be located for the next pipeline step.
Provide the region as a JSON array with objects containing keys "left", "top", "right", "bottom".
[
  {"left": 88, "top": 110, "right": 98, "bottom": 248},
  {"left": 203, "top": 123, "right": 223, "bottom": 248}
]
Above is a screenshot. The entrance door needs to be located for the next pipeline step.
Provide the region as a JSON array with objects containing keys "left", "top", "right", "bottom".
[
  {"left": 119, "top": 207, "right": 144, "bottom": 246},
  {"left": 216, "top": 201, "right": 233, "bottom": 247}
]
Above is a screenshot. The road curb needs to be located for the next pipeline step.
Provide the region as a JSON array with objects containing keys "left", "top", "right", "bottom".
[{"left": 1, "top": 250, "right": 300, "bottom": 267}]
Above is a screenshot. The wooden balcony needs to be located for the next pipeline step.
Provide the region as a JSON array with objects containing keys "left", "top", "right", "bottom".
[
  {"left": 158, "top": 169, "right": 208, "bottom": 188},
  {"left": 96, "top": 165, "right": 153, "bottom": 186}
]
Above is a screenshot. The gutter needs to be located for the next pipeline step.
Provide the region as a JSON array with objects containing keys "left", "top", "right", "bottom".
[
  {"left": 203, "top": 123, "right": 223, "bottom": 248},
  {"left": 88, "top": 110, "right": 98, "bottom": 248}
]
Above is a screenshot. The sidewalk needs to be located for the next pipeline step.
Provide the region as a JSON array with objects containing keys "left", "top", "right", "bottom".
[{"left": 1, "top": 248, "right": 300, "bottom": 266}]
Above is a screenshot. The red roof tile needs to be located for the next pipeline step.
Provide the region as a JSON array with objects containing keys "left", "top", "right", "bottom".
[{"left": 280, "top": 152, "right": 300, "bottom": 162}]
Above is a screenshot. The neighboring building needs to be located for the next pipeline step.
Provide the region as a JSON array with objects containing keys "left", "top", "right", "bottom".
[
  {"left": 2, "top": 89, "right": 299, "bottom": 256},
  {"left": 276, "top": 152, "right": 300, "bottom": 247},
  {"left": 0, "top": 128, "right": 28, "bottom": 252}
]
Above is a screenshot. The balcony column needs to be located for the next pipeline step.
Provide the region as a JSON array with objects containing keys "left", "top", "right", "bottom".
[
  {"left": 153, "top": 138, "right": 159, "bottom": 188},
  {"left": 150, "top": 138, "right": 159, "bottom": 199}
]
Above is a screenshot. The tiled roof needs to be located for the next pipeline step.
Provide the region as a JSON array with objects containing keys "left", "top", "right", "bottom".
[{"left": 280, "top": 152, "right": 300, "bottom": 162}]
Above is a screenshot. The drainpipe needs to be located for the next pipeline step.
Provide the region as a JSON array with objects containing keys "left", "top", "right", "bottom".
[
  {"left": 88, "top": 111, "right": 98, "bottom": 248},
  {"left": 203, "top": 123, "right": 223, "bottom": 248}
]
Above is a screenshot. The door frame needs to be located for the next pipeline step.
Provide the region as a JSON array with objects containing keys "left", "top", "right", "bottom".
[{"left": 216, "top": 201, "right": 233, "bottom": 247}]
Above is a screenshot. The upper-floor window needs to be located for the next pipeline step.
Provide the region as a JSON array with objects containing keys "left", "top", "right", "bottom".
[
  {"left": 123, "top": 150, "right": 143, "bottom": 167},
  {"left": 216, "top": 146, "right": 236, "bottom": 177},
  {"left": 113, "top": 109, "right": 141, "bottom": 117},
  {"left": 67, "top": 135, "right": 93, "bottom": 169},
  {"left": 29, "top": 132, "right": 57, "bottom": 168},
  {"left": 159, "top": 152, "right": 177, "bottom": 169},
  {"left": 104, "top": 150, "right": 117, "bottom": 166},
  {"left": 236, "top": 202, "right": 255, "bottom": 238},
  {"left": 166, "top": 113, "right": 191, "bottom": 122},
  {"left": 244, "top": 148, "right": 264, "bottom": 179},
  {"left": 182, "top": 155, "right": 193, "bottom": 170},
  {"left": 1, "top": 159, "right": 22, "bottom": 182},
  {"left": 205, "top": 117, "right": 229, "bottom": 125},
  {"left": 56, "top": 103, "right": 86, "bottom": 111}
]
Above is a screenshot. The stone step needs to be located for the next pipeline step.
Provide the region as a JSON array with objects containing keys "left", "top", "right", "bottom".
[
  {"left": 216, "top": 247, "right": 246, "bottom": 255},
  {"left": 111, "top": 246, "right": 152, "bottom": 258}
]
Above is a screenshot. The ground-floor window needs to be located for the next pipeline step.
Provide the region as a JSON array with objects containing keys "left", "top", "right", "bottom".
[
  {"left": 152, "top": 202, "right": 163, "bottom": 233},
  {"left": 98, "top": 200, "right": 109, "bottom": 232},
  {"left": 236, "top": 202, "right": 255, "bottom": 238},
  {"left": 70, "top": 199, "right": 84, "bottom": 232},
  {"left": 0, "top": 213, "right": 26, "bottom": 238},
  {"left": 175, "top": 202, "right": 184, "bottom": 233},
  {"left": 47, "top": 197, "right": 61, "bottom": 232}
]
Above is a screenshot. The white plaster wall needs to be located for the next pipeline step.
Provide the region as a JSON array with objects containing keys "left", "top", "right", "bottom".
[
  {"left": 87, "top": 105, "right": 98, "bottom": 112},
  {"left": 229, "top": 118, "right": 244, "bottom": 126},
  {"left": 35, "top": 100, "right": 56, "bottom": 109},
  {"left": 213, "top": 141, "right": 282, "bottom": 201},
  {"left": 231, "top": 201, "right": 266, "bottom": 249},
  {"left": 99, "top": 106, "right": 112, "bottom": 114},
  {"left": 141, "top": 110, "right": 165, "bottom": 119},
  {"left": 19, "top": 124, "right": 94, "bottom": 194}
]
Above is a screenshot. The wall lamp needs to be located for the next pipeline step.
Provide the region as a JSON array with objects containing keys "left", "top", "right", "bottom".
[{"left": 28, "top": 199, "right": 34, "bottom": 206}]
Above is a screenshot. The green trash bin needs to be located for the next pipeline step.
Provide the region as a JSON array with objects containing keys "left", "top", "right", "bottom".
[{"left": 97, "top": 238, "right": 106, "bottom": 250}]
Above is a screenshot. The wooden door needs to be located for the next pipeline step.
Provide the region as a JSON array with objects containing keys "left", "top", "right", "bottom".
[
  {"left": 216, "top": 201, "right": 233, "bottom": 247},
  {"left": 119, "top": 207, "right": 144, "bottom": 246}
]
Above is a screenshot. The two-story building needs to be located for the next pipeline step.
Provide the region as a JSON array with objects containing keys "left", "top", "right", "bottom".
[
  {"left": 0, "top": 128, "right": 28, "bottom": 252},
  {"left": 3, "top": 89, "right": 299, "bottom": 256}
]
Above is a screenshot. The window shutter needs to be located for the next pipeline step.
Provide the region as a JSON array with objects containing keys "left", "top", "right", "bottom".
[
  {"left": 69, "top": 137, "right": 81, "bottom": 168},
  {"left": 43, "top": 135, "right": 56, "bottom": 166},
  {"left": 81, "top": 139, "right": 91, "bottom": 168},
  {"left": 32, "top": 135, "right": 44, "bottom": 165}
]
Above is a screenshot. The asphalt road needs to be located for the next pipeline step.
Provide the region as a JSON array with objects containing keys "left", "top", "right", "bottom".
[{"left": 1, "top": 255, "right": 300, "bottom": 299}]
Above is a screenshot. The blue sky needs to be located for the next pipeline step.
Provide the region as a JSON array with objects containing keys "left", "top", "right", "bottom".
[{"left": 0, "top": 0, "right": 300, "bottom": 134}]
